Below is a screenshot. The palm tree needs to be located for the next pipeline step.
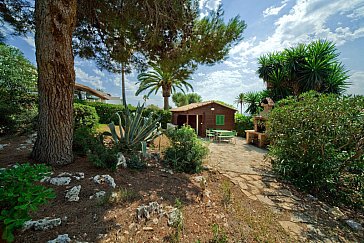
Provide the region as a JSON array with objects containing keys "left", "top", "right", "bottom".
[
  {"left": 136, "top": 63, "right": 193, "bottom": 110},
  {"left": 244, "top": 91, "right": 263, "bottom": 115},
  {"left": 234, "top": 93, "right": 245, "bottom": 114}
]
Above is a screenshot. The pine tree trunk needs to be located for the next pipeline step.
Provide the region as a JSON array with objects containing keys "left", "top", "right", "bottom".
[{"left": 31, "top": 0, "right": 77, "bottom": 165}]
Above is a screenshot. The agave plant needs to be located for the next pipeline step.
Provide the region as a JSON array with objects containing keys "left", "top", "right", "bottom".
[{"left": 106, "top": 103, "right": 161, "bottom": 153}]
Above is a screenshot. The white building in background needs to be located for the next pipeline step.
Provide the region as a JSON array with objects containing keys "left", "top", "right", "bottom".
[{"left": 105, "top": 97, "right": 122, "bottom": 105}]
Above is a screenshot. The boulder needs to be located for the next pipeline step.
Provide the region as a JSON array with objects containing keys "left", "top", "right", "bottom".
[
  {"left": 65, "top": 185, "right": 81, "bottom": 202},
  {"left": 49, "top": 177, "right": 71, "bottom": 186},
  {"left": 23, "top": 217, "right": 61, "bottom": 231},
  {"left": 92, "top": 175, "right": 116, "bottom": 188},
  {"left": 47, "top": 234, "right": 71, "bottom": 243}
]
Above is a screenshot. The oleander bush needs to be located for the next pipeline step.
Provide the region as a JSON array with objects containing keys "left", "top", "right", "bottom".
[
  {"left": 267, "top": 91, "right": 364, "bottom": 208},
  {"left": 234, "top": 113, "right": 253, "bottom": 137},
  {"left": 0, "top": 164, "right": 55, "bottom": 242},
  {"left": 164, "top": 125, "right": 208, "bottom": 173},
  {"left": 73, "top": 103, "right": 99, "bottom": 130}
]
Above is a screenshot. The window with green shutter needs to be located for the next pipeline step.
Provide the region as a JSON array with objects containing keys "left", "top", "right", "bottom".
[{"left": 216, "top": 115, "right": 225, "bottom": 125}]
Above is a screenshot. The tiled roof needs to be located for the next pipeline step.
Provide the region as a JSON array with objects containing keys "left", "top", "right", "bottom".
[
  {"left": 170, "top": 101, "right": 236, "bottom": 112},
  {"left": 75, "top": 83, "right": 111, "bottom": 100}
]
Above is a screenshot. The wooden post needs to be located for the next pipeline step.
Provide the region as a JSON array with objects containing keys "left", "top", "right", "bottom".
[{"left": 196, "top": 114, "right": 199, "bottom": 135}]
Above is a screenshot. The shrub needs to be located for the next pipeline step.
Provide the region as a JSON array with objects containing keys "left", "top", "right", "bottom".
[
  {"left": 73, "top": 126, "right": 97, "bottom": 155},
  {"left": 81, "top": 102, "right": 124, "bottom": 124},
  {"left": 0, "top": 44, "right": 37, "bottom": 135},
  {"left": 87, "top": 143, "right": 119, "bottom": 170},
  {"left": 234, "top": 113, "right": 253, "bottom": 137},
  {"left": 73, "top": 126, "right": 118, "bottom": 170},
  {"left": 164, "top": 126, "right": 208, "bottom": 173},
  {"left": 73, "top": 103, "right": 99, "bottom": 130},
  {"left": 106, "top": 103, "right": 160, "bottom": 153},
  {"left": 267, "top": 91, "right": 364, "bottom": 208},
  {"left": 143, "top": 107, "right": 172, "bottom": 129},
  {"left": 0, "top": 164, "right": 55, "bottom": 242}
]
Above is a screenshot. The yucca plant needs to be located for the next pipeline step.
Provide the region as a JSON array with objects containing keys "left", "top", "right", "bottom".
[{"left": 105, "top": 103, "right": 161, "bottom": 153}]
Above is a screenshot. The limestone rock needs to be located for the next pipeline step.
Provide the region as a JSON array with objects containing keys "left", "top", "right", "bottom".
[
  {"left": 160, "top": 168, "right": 174, "bottom": 174},
  {"left": 329, "top": 206, "right": 345, "bottom": 219},
  {"left": 58, "top": 172, "right": 72, "bottom": 177},
  {"left": 73, "top": 172, "right": 85, "bottom": 180},
  {"left": 49, "top": 177, "right": 71, "bottom": 186},
  {"left": 92, "top": 175, "right": 116, "bottom": 188},
  {"left": 23, "top": 217, "right": 61, "bottom": 231},
  {"left": 65, "top": 185, "right": 81, "bottom": 202},
  {"left": 143, "top": 227, "right": 154, "bottom": 231},
  {"left": 345, "top": 219, "right": 363, "bottom": 231},
  {"left": 0, "top": 144, "right": 8, "bottom": 150},
  {"left": 136, "top": 202, "right": 162, "bottom": 220},
  {"left": 47, "top": 234, "right": 71, "bottom": 243},
  {"left": 167, "top": 208, "right": 183, "bottom": 227},
  {"left": 116, "top": 152, "right": 127, "bottom": 168},
  {"left": 90, "top": 191, "right": 106, "bottom": 200}
]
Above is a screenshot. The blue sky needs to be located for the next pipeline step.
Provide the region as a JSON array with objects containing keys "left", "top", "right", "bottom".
[{"left": 3, "top": 0, "right": 364, "bottom": 108}]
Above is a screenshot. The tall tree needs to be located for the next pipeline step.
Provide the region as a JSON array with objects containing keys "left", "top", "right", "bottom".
[
  {"left": 1, "top": 0, "right": 201, "bottom": 165},
  {"left": 257, "top": 40, "right": 349, "bottom": 101},
  {"left": 136, "top": 6, "right": 246, "bottom": 109},
  {"left": 136, "top": 63, "right": 193, "bottom": 110},
  {"left": 172, "top": 92, "right": 202, "bottom": 107},
  {"left": 0, "top": 43, "right": 37, "bottom": 133},
  {"left": 234, "top": 93, "right": 245, "bottom": 114}
]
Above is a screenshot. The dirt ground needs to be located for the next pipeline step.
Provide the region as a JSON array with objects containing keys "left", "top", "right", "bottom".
[
  {"left": 0, "top": 134, "right": 294, "bottom": 243},
  {"left": 1, "top": 134, "right": 363, "bottom": 242}
]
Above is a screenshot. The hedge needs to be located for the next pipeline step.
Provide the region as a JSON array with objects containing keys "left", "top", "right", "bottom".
[{"left": 267, "top": 91, "right": 364, "bottom": 208}]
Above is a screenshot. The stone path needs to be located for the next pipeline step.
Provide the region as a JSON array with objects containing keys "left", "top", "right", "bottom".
[{"left": 206, "top": 138, "right": 361, "bottom": 242}]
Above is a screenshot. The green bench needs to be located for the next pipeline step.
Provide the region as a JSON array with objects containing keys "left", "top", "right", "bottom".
[{"left": 216, "top": 130, "right": 237, "bottom": 144}]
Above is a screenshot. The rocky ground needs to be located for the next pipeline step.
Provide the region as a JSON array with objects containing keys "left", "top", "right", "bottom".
[
  {"left": 0, "top": 134, "right": 363, "bottom": 242},
  {"left": 208, "top": 138, "right": 364, "bottom": 242}
]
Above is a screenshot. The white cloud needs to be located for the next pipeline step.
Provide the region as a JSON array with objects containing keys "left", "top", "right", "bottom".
[
  {"left": 229, "top": 0, "right": 364, "bottom": 68},
  {"left": 93, "top": 68, "right": 106, "bottom": 77},
  {"left": 263, "top": 3, "right": 287, "bottom": 18},
  {"left": 75, "top": 67, "right": 104, "bottom": 90},
  {"left": 192, "top": 69, "right": 264, "bottom": 104},
  {"left": 198, "top": 0, "right": 221, "bottom": 18},
  {"left": 347, "top": 71, "right": 364, "bottom": 95},
  {"left": 22, "top": 36, "right": 35, "bottom": 50}
]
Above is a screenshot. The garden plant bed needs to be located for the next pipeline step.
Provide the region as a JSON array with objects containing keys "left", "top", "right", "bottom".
[
  {"left": 0, "top": 135, "right": 295, "bottom": 243},
  {"left": 1, "top": 135, "right": 363, "bottom": 242}
]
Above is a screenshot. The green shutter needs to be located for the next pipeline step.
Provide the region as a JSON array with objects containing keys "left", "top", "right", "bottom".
[{"left": 216, "top": 115, "right": 225, "bottom": 125}]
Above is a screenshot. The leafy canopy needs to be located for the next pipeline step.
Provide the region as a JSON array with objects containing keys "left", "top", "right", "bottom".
[{"left": 257, "top": 40, "right": 349, "bottom": 101}]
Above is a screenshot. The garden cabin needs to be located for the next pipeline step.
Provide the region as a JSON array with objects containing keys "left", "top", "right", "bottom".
[{"left": 171, "top": 101, "right": 236, "bottom": 137}]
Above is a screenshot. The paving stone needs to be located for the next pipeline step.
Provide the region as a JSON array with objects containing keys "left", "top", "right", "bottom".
[
  {"left": 277, "top": 202, "right": 295, "bottom": 211},
  {"left": 256, "top": 195, "right": 275, "bottom": 206},
  {"left": 248, "top": 195, "right": 258, "bottom": 201},
  {"left": 278, "top": 221, "right": 303, "bottom": 236},
  {"left": 241, "top": 189, "right": 252, "bottom": 197},
  {"left": 238, "top": 181, "right": 248, "bottom": 190}
]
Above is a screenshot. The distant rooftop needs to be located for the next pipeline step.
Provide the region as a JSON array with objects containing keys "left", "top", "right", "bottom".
[
  {"left": 170, "top": 101, "right": 237, "bottom": 112},
  {"left": 75, "top": 83, "right": 111, "bottom": 100}
]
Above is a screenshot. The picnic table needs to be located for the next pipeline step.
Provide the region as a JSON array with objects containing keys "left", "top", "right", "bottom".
[{"left": 211, "top": 129, "right": 237, "bottom": 144}]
